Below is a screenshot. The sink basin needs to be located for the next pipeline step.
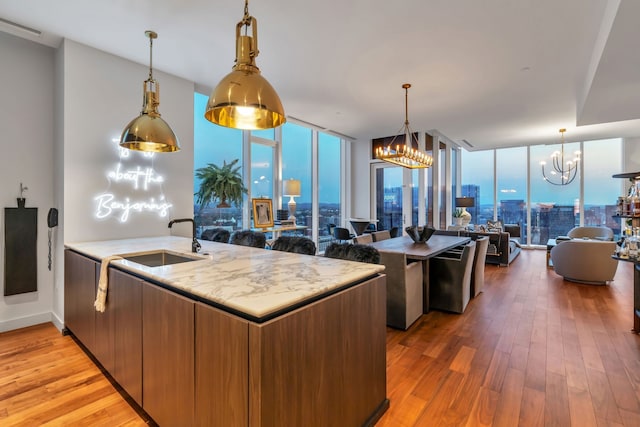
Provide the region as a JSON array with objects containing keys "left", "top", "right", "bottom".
[{"left": 120, "top": 250, "right": 204, "bottom": 267}]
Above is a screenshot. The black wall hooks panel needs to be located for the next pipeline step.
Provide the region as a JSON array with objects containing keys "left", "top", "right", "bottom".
[{"left": 4, "top": 202, "right": 38, "bottom": 296}]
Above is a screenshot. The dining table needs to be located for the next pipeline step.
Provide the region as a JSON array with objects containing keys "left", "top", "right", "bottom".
[{"left": 369, "top": 234, "right": 471, "bottom": 313}]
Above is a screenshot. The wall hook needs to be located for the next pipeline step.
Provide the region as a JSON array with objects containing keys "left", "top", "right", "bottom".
[{"left": 18, "top": 182, "right": 28, "bottom": 208}]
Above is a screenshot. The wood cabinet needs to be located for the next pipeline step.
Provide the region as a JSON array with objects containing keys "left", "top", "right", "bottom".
[
  {"left": 248, "top": 275, "right": 388, "bottom": 427},
  {"left": 64, "top": 249, "right": 98, "bottom": 353},
  {"left": 64, "top": 251, "right": 143, "bottom": 404},
  {"left": 111, "top": 268, "right": 143, "bottom": 406},
  {"left": 195, "top": 303, "right": 248, "bottom": 427},
  {"left": 142, "top": 282, "right": 194, "bottom": 426}
]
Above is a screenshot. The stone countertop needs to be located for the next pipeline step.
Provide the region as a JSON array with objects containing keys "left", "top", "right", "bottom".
[{"left": 65, "top": 236, "right": 385, "bottom": 321}]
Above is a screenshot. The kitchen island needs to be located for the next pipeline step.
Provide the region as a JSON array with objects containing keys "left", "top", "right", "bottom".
[{"left": 64, "top": 236, "right": 388, "bottom": 427}]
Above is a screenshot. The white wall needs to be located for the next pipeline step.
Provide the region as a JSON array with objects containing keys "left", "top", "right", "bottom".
[
  {"left": 0, "top": 32, "right": 55, "bottom": 332},
  {"left": 61, "top": 39, "right": 194, "bottom": 244},
  {"left": 623, "top": 137, "right": 640, "bottom": 173},
  {"left": 1, "top": 34, "right": 196, "bottom": 332},
  {"left": 350, "top": 140, "right": 372, "bottom": 219}
]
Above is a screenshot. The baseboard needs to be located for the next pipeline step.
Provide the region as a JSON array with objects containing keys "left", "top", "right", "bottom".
[{"left": 0, "top": 311, "right": 53, "bottom": 333}]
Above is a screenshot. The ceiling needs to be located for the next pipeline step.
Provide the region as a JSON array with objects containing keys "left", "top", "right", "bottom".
[{"left": 1, "top": 0, "right": 639, "bottom": 150}]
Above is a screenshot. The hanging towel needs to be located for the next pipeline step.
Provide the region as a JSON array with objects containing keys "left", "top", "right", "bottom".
[{"left": 94, "top": 255, "right": 123, "bottom": 312}]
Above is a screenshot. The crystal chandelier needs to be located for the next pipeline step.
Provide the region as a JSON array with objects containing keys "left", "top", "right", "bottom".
[
  {"left": 375, "top": 84, "right": 433, "bottom": 169},
  {"left": 540, "top": 128, "right": 580, "bottom": 185}
]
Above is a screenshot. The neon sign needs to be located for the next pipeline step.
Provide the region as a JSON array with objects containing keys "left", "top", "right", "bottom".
[{"left": 94, "top": 139, "right": 173, "bottom": 222}]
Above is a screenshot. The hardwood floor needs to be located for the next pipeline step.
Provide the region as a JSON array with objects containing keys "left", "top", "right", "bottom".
[{"left": 1, "top": 249, "right": 639, "bottom": 426}]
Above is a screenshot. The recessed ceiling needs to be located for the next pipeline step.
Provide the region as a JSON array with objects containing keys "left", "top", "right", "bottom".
[{"left": 1, "top": 0, "right": 639, "bottom": 150}]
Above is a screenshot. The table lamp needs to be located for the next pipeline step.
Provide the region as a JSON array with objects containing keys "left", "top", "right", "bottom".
[
  {"left": 455, "top": 197, "right": 475, "bottom": 226},
  {"left": 283, "top": 179, "right": 301, "bottom": 224}
]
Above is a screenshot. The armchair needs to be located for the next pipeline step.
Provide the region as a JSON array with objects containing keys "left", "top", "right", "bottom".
[
  {"left": 566, "top": 226, "right": 614, "bottom": 241},
  {"left": 550, "top": 239, "right": 618, "bottom": 284}
]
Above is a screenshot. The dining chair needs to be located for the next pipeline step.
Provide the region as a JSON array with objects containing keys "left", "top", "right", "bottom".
[
  {"left": 353, "top": 234, "right": 373, "bottom": 244},
  {"left": 378, "top": 250, "right": 423, "bottom": 330},
  {"left": 333, "top": 227, "right": 354, "bottom": 243},
  {"left": 429, "top": 240, "right": 476, "bottom": 313},
  {"left": 271, "top": 236, "right": 317, "bottom": 255},
  {"left": 324, "top": 243, "right": 380, "bottom": 264},
  {"left": 327, "top": 223, "right": 337, "bottom": 240},
  {"left": 200, "top": 227, "right": 230, "bottom": 243},
  {"left": 372, "top": 230, "right": 391, "bottom": 242},
  {"left": 470, "top": 236, "right": 489, "bottom": 297},
  {"left": 229, "top": 230, "right": 267, "bottom": 248}
]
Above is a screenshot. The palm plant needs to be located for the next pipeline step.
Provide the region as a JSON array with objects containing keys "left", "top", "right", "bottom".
[{"left": 195, "top": 159, "right": 248, "bottom": 209}]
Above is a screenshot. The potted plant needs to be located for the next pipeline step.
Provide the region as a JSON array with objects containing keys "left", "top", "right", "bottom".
[
  {"left": 195, "top": 159, "right": 248, "bottom": 209},
  {"left": 453, "top": 208, "right": 464, "bottom": 226}
]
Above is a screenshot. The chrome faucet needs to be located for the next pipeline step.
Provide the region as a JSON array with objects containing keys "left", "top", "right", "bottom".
[{"left": 168, "top": 218, "right": 201, "bottom": 253}]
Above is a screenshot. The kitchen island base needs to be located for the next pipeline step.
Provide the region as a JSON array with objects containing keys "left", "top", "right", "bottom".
[{"left": 64, "top": 248, "right": 388, "bottom": 426}]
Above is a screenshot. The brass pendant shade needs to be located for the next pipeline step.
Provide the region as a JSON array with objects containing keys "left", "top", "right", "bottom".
[
  {"left": 205, "top": 1, "right": 285, "bottom": 130},
  {"left": 120, "top": 30, "right": 180, "bottom": 153}
]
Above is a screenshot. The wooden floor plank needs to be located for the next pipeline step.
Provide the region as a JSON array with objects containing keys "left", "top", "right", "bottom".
[{"left": 2, "top": 250, "right": 640, "bottom": 426}]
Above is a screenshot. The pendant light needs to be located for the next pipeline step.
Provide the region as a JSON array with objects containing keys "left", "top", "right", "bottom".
[
  {"left": 120, "top": 30, "right": 180, "bottom": 153},
  {"left": 204, "top": 0, "right": 286, "bottom": 130},
  {"left": 375, "top": 84, "right": 433, "bottom": 169}
]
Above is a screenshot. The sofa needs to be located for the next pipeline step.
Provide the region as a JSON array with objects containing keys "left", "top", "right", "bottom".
[
  {"left": 436, "top": 226, "right": 521, "bottom": 266},
  {"left": 550, "top": 239, "right": 618, "bottom": 285}
]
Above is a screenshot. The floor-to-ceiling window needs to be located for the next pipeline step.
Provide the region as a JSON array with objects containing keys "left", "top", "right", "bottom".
[
  {"left": 282, "top": 122, "right": 312, "bottom": 235},
  {"left": 193, "top": 92, "right": 243, "bottom": 236},
  {"left": 497, "top": 147, "right": 527, "bottom": 241},
  {"left": 194, "top": 94, "right": 345, "bottom": 249},
  {"left": 318, "top": 132, "right": 342, "bottom": 251},
  {"left": 530, "top": 143, "right": 580, "bottom": 244},
  {"left": 461, "top": 137, "right": 622, "bottom": 246},
  {"left": 461, "top": 150, "right": 494, "bottom": 227},
  {"left": 583, "top": 138, "right": 622, "bottom": 237}
]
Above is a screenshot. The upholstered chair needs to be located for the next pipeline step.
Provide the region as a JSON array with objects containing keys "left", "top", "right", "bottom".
[
  {"left": 550, "top": 240, "right": 618, "bottom": 284},
  {"left": 324, "top": 243, "right": 380, "bottom": 264},
  {"left": 429, "top": 241, "right": 476, "bottom": 313},
  {"left": 353, "top": 234, "right": 373, "bottom": 244},
  {"left": 470, "top": 236, "right": 489, "bottom": 297},
  {"left": 200, "top": 227, "right": 230, "bottom": 243},
  {"left": 229, "top": 230, "right": 267, "bottom": 248},
  {"left": 566, "top": 226, "right": 614, "bottom": 241},
  {"left": 378, "top": 250, "right": 423, "bottom": 330},
  {"left": 372, "top": 230, "right": 391, "bottom": 242},
  {"left": 271, "top": 236, "right": 317, "bottom": 255}
]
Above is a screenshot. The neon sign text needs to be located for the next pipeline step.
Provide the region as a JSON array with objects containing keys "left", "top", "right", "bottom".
[{"left": 95, "top": 193, "right": 173, "bottom": 223}]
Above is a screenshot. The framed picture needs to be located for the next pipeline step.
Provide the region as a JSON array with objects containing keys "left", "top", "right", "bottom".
[{"left": 252, "top": 198, "right": 274, "bottom": 228}]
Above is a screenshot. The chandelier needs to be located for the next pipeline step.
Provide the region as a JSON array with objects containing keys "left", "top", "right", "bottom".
[
  {"left": 540, "top": 128, "right": 580, "bottom": 185},
  {"left": 375, "top": 84, "right": 433, "bottom": 169}
]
